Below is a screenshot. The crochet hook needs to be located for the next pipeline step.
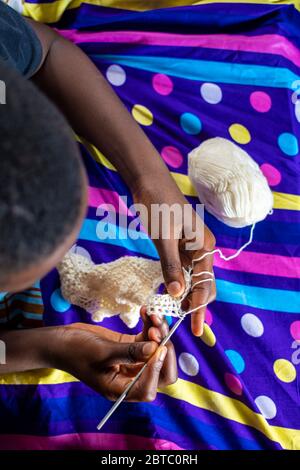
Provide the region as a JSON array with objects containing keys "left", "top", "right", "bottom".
[{"left": 97, "top": 313, "right": 186, "bottom": 431}]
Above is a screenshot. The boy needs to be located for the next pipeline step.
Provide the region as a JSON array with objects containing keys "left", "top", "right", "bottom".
[{"left": 0, "top": 3, "right": 215, "bottom": 400}]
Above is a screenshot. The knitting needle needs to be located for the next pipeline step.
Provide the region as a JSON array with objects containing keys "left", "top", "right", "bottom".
[{"left": 97, "top": 313, "right": 186, "bottom": 431}]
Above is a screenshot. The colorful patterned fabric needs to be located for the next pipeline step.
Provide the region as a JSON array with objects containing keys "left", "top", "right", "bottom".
[{"left": 0, "top": 1, "right": 300, "bottom": 450}]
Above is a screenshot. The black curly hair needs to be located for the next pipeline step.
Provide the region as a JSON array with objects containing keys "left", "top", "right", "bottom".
[{"left": 0, "top": 60, "right": 86, "bottom": 281}]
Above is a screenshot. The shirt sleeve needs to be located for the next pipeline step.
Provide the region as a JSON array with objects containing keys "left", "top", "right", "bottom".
[{"left": 0, "top": 2, "right": 43, "bottom": 78}]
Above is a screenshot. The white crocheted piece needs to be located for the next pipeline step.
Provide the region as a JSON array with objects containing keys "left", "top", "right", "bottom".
[
  {"left": 146, "top": 268, "right": 192, "bottom": 319},
  {"left": 58, "top": 253, "right": 193, "bottom": 328},
  {"left": 58, "top": 253, "right": 164, "bottom": 328}
]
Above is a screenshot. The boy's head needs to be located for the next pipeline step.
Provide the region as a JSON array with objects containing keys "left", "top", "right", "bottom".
[{"left": 0, "top": 61, "right": 87, "bottom": 293}]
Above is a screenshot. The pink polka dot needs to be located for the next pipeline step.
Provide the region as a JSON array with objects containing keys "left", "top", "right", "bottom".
[
  {"left": 205, "top": 308, "right": 213, "bottom": 326},
  {"left": 161, "top": 146, "right": 183, "bottom": 168},
  {"left": 250, "top": 91, "right": 272, "bottom": 113},
  {"left": 224, "top": 372, "right": 243, "bottom": 396},
  {"left": 260, "top": 163, "right": 282, "bottom": 187},
  {"left": 290, "top": 321, "right": 300, "bottom": 341},
  {"left": 152, "top": 74, "right": 173, "bottom": 96}
]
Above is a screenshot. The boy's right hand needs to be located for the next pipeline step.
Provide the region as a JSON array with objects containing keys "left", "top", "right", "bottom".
[{"left": 52, "top": 310, "right": 177, "bottom": 402}]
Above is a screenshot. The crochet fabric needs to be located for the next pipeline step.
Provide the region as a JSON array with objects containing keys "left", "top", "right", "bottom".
[{"left": 58, "top": 253, "right": 164, "bottom": 328}]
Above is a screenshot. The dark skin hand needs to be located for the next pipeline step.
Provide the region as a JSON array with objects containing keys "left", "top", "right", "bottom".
[
  {"left": 28, "top": 19, "right": 217, "bottom": 336},
  {"left": 0, "top": 308, "right": 177, "bottom": 401}
]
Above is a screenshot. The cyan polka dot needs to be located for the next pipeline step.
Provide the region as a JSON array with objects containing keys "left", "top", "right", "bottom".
[
  {"left": 225, "top": 349, "right": 245, "bottom": 374},
  {"left": 165, "top": 315, "right": 173, "bottom": 326},
  {"left": 51, "top": 288, "right": 71, "bottom": 313},
  {"left": 278, "top": 132, "right": 299, "bottom": 156},
  {"left": 180, "top": 112, "right": 202, "bottom": 135}
]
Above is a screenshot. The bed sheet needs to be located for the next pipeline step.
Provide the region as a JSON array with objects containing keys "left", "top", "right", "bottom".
[{"left": 0, "top": 1, "right": 300, "bottom": 450}]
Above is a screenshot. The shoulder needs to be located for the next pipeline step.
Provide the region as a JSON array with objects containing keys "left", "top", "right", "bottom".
[{"left": 0, "top": 2, "right": 43, "bottom": 77}]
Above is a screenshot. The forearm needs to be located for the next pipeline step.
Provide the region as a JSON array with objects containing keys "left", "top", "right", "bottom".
[
  {"left": 31, "top": 23, "right": 178, "bottom": 193},
  {"left": 0, "top": 326, "right": 62, "bottom": 374}
]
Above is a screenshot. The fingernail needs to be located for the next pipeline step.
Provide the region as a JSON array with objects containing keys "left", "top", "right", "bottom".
[
  {"left": 195, "top": 328, "right": 203, "bottom": 337},
  {"left": 159, "top": 346, "right": 167, "bottom": 361},
  {"left": 143, "top": 342, "right": 155, "bottom": 356},
  {"left": 155, "top": 331, "right": 162, "bottom": 342},
  {"left": 167, "top": 281, "right": 182, "bottom": 297}
]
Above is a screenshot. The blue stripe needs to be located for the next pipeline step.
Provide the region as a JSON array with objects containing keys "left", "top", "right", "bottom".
[
  {"left": 94, "top": 54, "right": 300, "bottom": 89},
  {"left": 0, "top": 391, "right": 264, "bottom": 450},
  {"left": 79, "top": 219, "right": 158, "bottom": 258},
  {"left": 79, "top": 219, "right": 299, "bottom": 313},
  {"left": 216, "top": 279, "right": 300, "bottom": 313}
]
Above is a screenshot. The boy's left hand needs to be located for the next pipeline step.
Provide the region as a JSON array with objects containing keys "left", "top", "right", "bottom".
[{"left": 60, "top": 307, "right": 177, "bottom": 401}]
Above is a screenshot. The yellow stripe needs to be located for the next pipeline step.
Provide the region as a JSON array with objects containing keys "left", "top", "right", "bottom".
[
  {"left": 161, "top": 379, "right": 300, "bottom": 450},
  {"left": 273, "top": 191, "right": 300, "bottom": 211},
  {"left": 0, "top": 368, "right": 78, "bottom": 385},
  {"left": 83, "top": 141, "right": 300, "bottom": 210},
  {"left": 23, "top": 0, "right": 300, "bottom": 23},
  {"left": 1, "top": 368, "right": 299, "bottom": 449}
]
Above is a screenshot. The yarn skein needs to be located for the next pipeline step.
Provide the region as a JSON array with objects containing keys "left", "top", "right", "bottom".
[{"left": 188, "top": 137, "right": 273, "bottom": 228}]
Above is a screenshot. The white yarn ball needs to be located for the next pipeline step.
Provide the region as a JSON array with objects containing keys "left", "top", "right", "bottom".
[{"left": 188, "top": 137, "right": 273, "bottom": 228}]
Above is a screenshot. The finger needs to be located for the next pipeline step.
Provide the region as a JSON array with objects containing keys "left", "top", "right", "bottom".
[
  {"left": 104, "top": 340, "right": 158, "bottom": 366},
  {"left": 190, "top": 277, "right": 216, "bottom": 336},
  {"left": 157, "top": 240, "right": 185, "bottom": 298},
  {"left": 190, "top": 252, "right": 214, "bottom": 336},
  {"left": 126, "top": 346, "right": 168, "bottom": 402},
  {"left": 157, "top": 341, "right": 178, "bottom": 387}
]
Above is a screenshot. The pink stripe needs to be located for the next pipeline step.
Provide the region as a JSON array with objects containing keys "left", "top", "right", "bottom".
[
  {"left": 89, "top": 187, "right": 299, "bottom": 278},
  {"left": 58, "top": 30, "right": 300, "bottom": 68},
  {"left": 0, "top": 433, "right": 182, "bottom": 450},
  {"left": 88, "top": 186, "right": 132, "bottom": 215},
  {"left": 215, "top": 248, "right": 300, "bottom": 278}
]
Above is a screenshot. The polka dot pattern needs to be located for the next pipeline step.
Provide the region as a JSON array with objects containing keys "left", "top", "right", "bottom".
[
  {"left": 224, "top": 372, "right": 243, "bottom": 396},
  {"left": 132, "top": 104, "right": 153, "bottom": 126},
  {"left": 255, "top": 395, "right": 277, "bottom": 420},
  {"left": 179, "top": 352, "right": 199, "bottom": 376},
  {"left": 260, "top": 163, "right": 282, "bottom": 187},
  {"left": 200, "top": 323, "right": 216, "bottom": 347},
  {"left": 241, "top": 313, "right": 264, "bottom": 338},
  {"left": 205, "top": 308, "right": 213, "bottom": 326},
  {"left": 106, "top": 64, "right": 126, "bottom": 86},
  {"left": 225, "top": 349, "right": 245, "bottom": 374},
  {"left": 161, "top": 146, "right": 183, "bottom": 168},
  {"left": 51, "top": 289, "right": 71, "bottom": 313},
  {"left": 295, "top": 100, "right": 300, "bottom": 123},
  {"left": 273, "top": 359, "right": 296, "bottom": 383},
  {"left": 200, "top": 83, "right": 222, "bottom": 104},
  {"left": 45, "top": 49, "right": 300, "bottom": 439},
  {"left": 278, "top": 132, "right": 299, "bottom": 156},
  {"left": 70, "top": 245, "right": 91, "bottom": 260},
  {"left": 229, "top": 123, "right": 251, "bottom": 144},
  {"left": 290, "top": 321, "right": 300, "bottom": 341},
  {"left": 250, "top": 91, "right": 272, "bottom": 113},
  {"left": 180, "top": 112, "right": 202, "bottom": 135},
  {"left": 152, "top": 74, "right": 173, "bottom": 95}
]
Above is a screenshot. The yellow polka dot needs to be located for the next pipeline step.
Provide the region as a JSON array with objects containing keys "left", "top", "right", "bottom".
[
  {"left": 273, "top": 359, "right": 296, "bottom": 383},
  {"left": 229, "top": 123, "right": 251, "bottom": 144},
  {"left": 132, "top": 104, "right": 153, "bottom": 126},
  {"left": 200, "top": 323, "right": 216, "bottom": 347}
]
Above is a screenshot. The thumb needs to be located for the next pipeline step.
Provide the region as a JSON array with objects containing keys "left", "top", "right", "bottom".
[
  {"left": 158, "top": 241, "right": 185, "bottom": 298},
  {"left": 104, "top": 340, "right": 158, "bottom": 365}
]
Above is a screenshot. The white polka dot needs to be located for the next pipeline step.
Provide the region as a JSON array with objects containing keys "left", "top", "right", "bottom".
[
  {"left": 241, "top": 313, "right": 264, "bottom": 338},
  {"left": 106, "top": 65, "right": 126, "bottom": 86},
  {"left": 255, "top": 395, "right": 277, "bottom": 420},
  {"left": 179, "top": 352, "right": 199, "bottom": 377},
  {"left": 69, "top": 244, "right": 91, "bottom": 261},
  {"left": 295, "top": 100, "right": 300, "bottom": 124},
  {"left": 200, "top": 83, "right": 222, "bottom": 104}
]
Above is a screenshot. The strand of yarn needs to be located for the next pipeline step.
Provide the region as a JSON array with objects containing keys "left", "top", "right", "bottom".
[{"left": 148, "top": 223, "right": 256, "bottom": 317}]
